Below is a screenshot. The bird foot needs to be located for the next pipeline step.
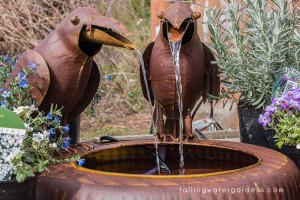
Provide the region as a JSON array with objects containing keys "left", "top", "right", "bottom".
[
  {"left": 183, "top": 133, "right": 201, "bottom": 142},
  {"left": 55, "top": 146, "right": 77, "bottom": 157},
  {"left": 156, "top": 134, "right": 200, "bottom": 142},
  {"left": 70, "top": 142, "right": 94, "bottom": 151},
  {"left": 55, "top": 142, "right": 94, "bottom": 157},
  {"left": 156, "top": 134, "right": 178, "bottom": 142}
]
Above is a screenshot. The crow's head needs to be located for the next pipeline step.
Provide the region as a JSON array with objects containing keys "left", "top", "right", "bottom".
[
  {"left": 57, "top": 7, "right": 135, "bottom": 57},
  {"left": 158, "top": 2, "right": 201, "bottom": 44}
]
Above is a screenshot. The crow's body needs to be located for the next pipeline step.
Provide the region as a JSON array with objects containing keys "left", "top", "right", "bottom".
[{"left": 140, "top": 2, "right": 220, "bottom": 140}]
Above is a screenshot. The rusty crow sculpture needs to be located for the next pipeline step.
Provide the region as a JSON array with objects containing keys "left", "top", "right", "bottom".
[
  {"left": 5, "top": 7, "right": 135, "bottom": 142},
  {"left": 140, "top": 2, "right": 220, "bottom": 141}
]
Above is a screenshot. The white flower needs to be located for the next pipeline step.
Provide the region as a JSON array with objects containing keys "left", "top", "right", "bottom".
[
  {"left": 13, "top": 106, "right": 26, "bottom": 114},
  {"left": 13, "top": 105, "right": 38, "bottom": 118},
  {"left": 5, "top": 149, "right": 24, "bottom": 162},
  {"left": 49, "top": 143, "right": 57, "bottom": 148},
  {"left": 32, "top": 132, "right": 45, "bottom": 143},
  {"left": 43, "top": 130, "right": 50, "bottom": 138},
  {"left": 25, "top": 112, "right": 31, "bottom": 119},
  {"left": 296, "top": 144, "right": 300, "bottom": 149},
  {"left": 24, "top": 123, "right": 33, "bottom": 132}
]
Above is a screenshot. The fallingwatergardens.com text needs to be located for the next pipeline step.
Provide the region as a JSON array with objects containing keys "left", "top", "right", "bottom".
[{"left": 179, "top": 187, "right": 284, "bottom": 194}]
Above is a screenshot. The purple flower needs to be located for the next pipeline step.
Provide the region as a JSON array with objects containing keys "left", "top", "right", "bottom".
[
  {"left": 49, "top": 128, "right": 55, "bottom": 136},
  {"left": 76, "top": 158, "right": 85, "bottom": 167},
  {"left": 271, "top": 97, "right": 280, "bottom": 106},
  {"left": 63, "top": 124, "right": 70, "bottom": 133},
  {"left": 61, "top": 137, "right": 71, "bottom": 148},
  {"left": 258, "top": 113, "right": 271, "bottom": 127},
  {"left": 279, "top": 98, "right": 290, "bottom": 109},
  {"left": 289, "top": 99, "right": 299, "bottom": 108},
  {"left": 292, "top": 89, "right": 300, "bottom": 100},
  {"left": 29, "top": 61, "right": 37, "bottom": 70},
  {"left": 46, "top": 113, "right": 53, "bottom": 120},
  {"left": 265, "top": 105, "right": 277, "bottom": 114}
]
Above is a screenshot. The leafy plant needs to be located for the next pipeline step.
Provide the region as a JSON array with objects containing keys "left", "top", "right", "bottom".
[
  {"left": 205, "top": 0, "right": 300, "bottom": 108},
  {"left": 0, "top": 55, "right": 78, "bottom": 182},
  {"left": 258, "top": 88, "right": 300, "bottom": 149}
]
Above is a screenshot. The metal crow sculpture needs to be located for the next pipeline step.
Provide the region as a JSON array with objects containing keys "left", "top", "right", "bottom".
[
  {"left": 5, "top": 7, "right": 135, "bottom": 141},
  {"left": 140, "top": 2, "right": 220, "bottom": 141}
]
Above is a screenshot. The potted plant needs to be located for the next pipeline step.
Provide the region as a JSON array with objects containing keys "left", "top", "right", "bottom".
[
  {"left": 0, "top": 55, "right": 79, "bottom": 200},
  {"left": 258, "top": 88, "right": 300, "bottom": 168},
  {"left": 205, "top": 0, "right": 300, "bottom": 148}
]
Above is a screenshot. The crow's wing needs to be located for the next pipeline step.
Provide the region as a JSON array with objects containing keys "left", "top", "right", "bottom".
[
  {"left": 4, "top": 50, "right": 50, "bottom": 105},
  {"left": 139, "top": 42, "right": 154, "bottom": 105},
  {"left": 67, "top": 61, "right": 100, "bottom": 122},
  {"left": 202, "top": 43, "right": 220, "bottom": 101}
]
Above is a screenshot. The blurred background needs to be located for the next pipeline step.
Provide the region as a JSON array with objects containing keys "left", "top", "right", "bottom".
[{"left": 0, "top": 0, "right": 238, "bottom": 141}]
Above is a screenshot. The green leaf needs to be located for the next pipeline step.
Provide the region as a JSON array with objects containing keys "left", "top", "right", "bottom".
[{"left": 276, "top": 140, "right": 284, "bottom": 149}]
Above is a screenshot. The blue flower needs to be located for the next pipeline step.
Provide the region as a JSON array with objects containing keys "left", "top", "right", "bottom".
[
  {"left": 17, "top": 72, "right": 25, "bottom": 79},
  {"left": 0, "top": 101, "right": 6, "bottom": 108},
  {"left": 61, "top": 137, "right": 71, "bottom": 148},
  {"left": 54, "top": 116, "right": 61, "bottom": 123},
  {"left": 63, "top": 124, "right": 70, "bottom": 133},
  {"left": 46, "top": 113, "right": 53, "bottom": 120},
  {"left": 2, "top": 91, "right": 10, "bottom": 98},
  {"left": 49, "top": 128, "right": 55, "bottom": 136},
  {"left": 3, "top": 54, "right": 9, "bottom": 61},
  {"left": 19, "top": 80, "right": 28, "bottom": 88},
  {"left": 0, "top": 87, "right": 4, "bottom": 92},
  {"left": 76, "top": 158, "right": 85, "bottom": 167},
  {"left": 3, "top": 54, "right": 11, "bottom": 63},
  {"left": 29, "top": 61, "right": 37, "bottom": 70}
]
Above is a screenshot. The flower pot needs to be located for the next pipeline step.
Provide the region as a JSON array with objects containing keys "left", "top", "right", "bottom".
[
  {"left": 238, "top": 107, "right": 276, "bottom": 149},
  {"left": 0, "top": 177, "right": 37, "bottom": 200},
  {"left": 277, "top": 145, "right": 300, "bottom": 169}
]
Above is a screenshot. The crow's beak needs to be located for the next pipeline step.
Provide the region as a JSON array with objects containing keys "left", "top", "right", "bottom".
[
  {"left": 167, "top": 19, "right": 190, "bottom": 42},
  {"left": 81, "top": 16, "right": 136, "bottom": 50}
]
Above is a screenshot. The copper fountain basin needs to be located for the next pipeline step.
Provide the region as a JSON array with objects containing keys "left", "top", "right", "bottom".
[{"left": 36, "top": 139, "right": 300, "bottom": 200}]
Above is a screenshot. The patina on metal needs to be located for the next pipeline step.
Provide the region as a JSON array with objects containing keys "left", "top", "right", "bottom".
[
  {"left": 5, "top": 7, "right": 135, "bottom": 126},
  {"left": 36, "top": 139, "right": 300, "bottom": 200},
  {"left": 140, "top": 2, "right": 220, "bottom": 141}
]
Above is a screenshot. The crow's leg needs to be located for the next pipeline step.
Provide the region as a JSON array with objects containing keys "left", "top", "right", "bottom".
[{"left": 156, "top": 102, "right": 166, "bottom": 141}]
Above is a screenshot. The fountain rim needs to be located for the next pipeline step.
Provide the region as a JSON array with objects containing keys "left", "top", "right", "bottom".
[{"left": 71, "top": 141, "right": 262, "bottom": 179}]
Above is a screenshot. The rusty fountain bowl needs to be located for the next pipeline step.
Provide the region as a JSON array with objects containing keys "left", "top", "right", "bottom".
[{"left": 36, "top": 139, "right": 300, "bottom": 200}]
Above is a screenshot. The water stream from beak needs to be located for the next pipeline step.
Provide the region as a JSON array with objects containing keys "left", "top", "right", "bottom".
[
  {"left": 136, "top": 49, "right": 161, "bottom": 175},
  {"left": 169, "top": 40, "right": 185, "bottom": 175}
]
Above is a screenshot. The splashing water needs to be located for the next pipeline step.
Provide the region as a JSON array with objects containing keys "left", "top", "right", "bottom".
[
  {"left": 136, "top": 49, "right": 161, "bottom": 174},
  {"left": 169, "top": 41, "right": 185, "bottom": 175}
]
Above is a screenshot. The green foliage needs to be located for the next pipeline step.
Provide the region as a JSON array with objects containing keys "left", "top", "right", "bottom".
[
  {"left": 269, "top": 109, "right": 300, "bottom": 148},
  {"left": 206, "top": 0, "right": 300, "bottom": 109},
  {"left": 0, "top": 55, "right": 73, "bottom": 182}
]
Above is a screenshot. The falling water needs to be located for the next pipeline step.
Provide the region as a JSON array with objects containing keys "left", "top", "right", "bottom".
[
  {"left": 169, "top": 41, "right": 185, "bottom": 175},
  {"left": 136, "top": 49, "right": 161, "bottom": 174}
]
